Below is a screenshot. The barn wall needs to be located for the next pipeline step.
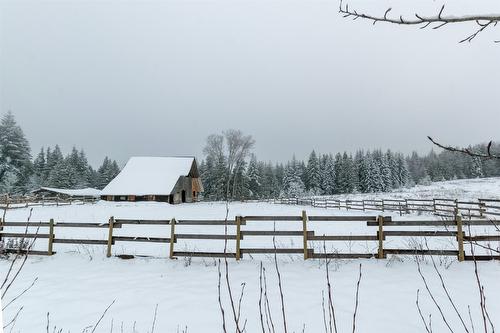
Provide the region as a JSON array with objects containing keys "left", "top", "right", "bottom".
[{"left": 171, "top": 176, "right": 194, "bottom": 204}]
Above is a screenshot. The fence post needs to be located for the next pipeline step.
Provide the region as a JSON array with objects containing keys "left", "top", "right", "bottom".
[
  {"left": 0, "top": 217, "right": 3, "bottom": 245},
  {"left": 302, "top": 210, "right": 308, "bottom": 260},
  {"left": 169, "top": 218, "right": 176, "bottom": 259},
  {"left": 106, "top": 216, "right": 114, "bottom": 258},
  {"left": 433, "top": 199, "right": 436, "bottom": 215},
  {"left": 236, "top": 216, "right": 242, "bottom": 260},
  {"left": 455, "top": 210, "right": 465, "bottom": 262},
  {"left": 479, "top": 201, "right": 485, "bottom": 218},
  {"left": 381, "top": 200, "right": 385, "bottom": 212},
  {"left": 377, "top": 215, "right": 385, "bottom": 259},
  {"left": 48, "top": 218, "right": 55, "bottom": 255}
]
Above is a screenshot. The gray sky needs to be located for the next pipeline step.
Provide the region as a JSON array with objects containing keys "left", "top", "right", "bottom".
[{"left": 1, "top": 0, "right": 500, "bottom": 167}]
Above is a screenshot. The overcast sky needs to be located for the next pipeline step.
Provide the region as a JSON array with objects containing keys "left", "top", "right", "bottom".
[{"left": 1, "top": 0, "right": 500, "bottom": 167}]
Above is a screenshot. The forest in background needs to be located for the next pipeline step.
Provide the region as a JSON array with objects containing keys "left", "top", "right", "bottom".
[
  {"left": 1, "top": 112, "right": 499, "bottom": 198},
  {"left": 199, "top": 132, "right": 500, "bottom": 201},
  {"left": 0, "top": 111, "right": 120, "bottom": 194}
]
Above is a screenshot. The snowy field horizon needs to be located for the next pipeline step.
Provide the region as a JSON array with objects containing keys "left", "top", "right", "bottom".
[{"left": 1, "top": 177, "right": 499, "bottom": 332}]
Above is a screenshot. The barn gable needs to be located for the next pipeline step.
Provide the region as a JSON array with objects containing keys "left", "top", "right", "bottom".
[{"left": 100, "top": 156, "right": 202, "bottom": 203}]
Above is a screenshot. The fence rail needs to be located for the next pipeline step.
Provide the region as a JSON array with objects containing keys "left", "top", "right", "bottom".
[
  {"left": 273, "top": 197, "right": 500, "bottom": 218},
  {"left": 1, "top": 211, "right": 499, "bottom": 262},
  {"left": 0, "top": 195, "right": 98, "bottom": 209}
]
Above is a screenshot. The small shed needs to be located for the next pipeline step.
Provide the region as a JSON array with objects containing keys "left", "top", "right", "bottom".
[
  {"left": 32, "top": 187, "right": 102, "bottom": 199},
  {"left": 100, "top": 156, "right": 203, "bottom": 204}
]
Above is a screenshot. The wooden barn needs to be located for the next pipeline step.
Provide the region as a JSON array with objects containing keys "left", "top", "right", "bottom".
[{"left": 100, "top": 156, "right": 203, "bottom": 204}]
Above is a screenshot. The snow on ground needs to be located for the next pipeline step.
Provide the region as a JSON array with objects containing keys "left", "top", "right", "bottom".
[
  {"left": 317, "top": 176, "right": 500, "bottom": 201},
  {"left": 1, "top": 198, "right": 500, "bottom": 332}
]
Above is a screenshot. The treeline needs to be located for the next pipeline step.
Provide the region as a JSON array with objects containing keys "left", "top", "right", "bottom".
[
  {"left": 200, "top": 137, "right": 500, "bottom": 201},
  {"left": 0, "top": 111, "right": 120, "bottom": 194},
  {"left": 200, "top": 150, "right": 411, "bottom": 200},
  {"left": 31, "top": 146, "right": 120, "bottom": 190}
]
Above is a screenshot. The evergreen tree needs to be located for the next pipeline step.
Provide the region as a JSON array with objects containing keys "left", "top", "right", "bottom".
[
  {"left": 306, "top": 150, "right": 321, "bottom": 195},
  {"left": 281, "top": 156, "right": 305, "bottom": 197},
  {"left": 32, "top": 148, "right": 47, "bottom": 186},
  {"left": 96, "top": 157, "right": 121, "bottom": 189},
  {"left": 0, "top": 111, "right": 32, "bottom": 193},
  {"left": 246, "top": 155, "right": 261, "bottom": 199},
  {"left": 470, "top": 157, "right": 484, "bottom": 178},
  {"left": 381, "top": 151, "right": 393, "bottom": 191},
  {"left": 231, "top": 159, "right": 250, "bottom": 200},
  {"left": 320, "top": 154, "right": 336, "bottom": 195},
  {"left": 333, "top": 153, "right": 344, "bottom": 194},
  {"left": 394, "top": 153, "right": 410, "bottom": 188}
]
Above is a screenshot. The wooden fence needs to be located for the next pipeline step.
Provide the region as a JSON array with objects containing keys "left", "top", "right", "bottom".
[
  {"left": 1, "top": 212, "right": 499, "bottom": 262},
  {"left": 273, "top": 197, "right": 500, "bottom": 219},
  {"left": 0, "top": 196, "right": 98, "bottom": 210}
]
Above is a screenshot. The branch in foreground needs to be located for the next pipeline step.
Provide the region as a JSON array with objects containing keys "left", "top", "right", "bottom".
[
  {"left": 428, "top": 137, "right": 500, "bottom": 159},
  {"left": 339, "top": 1, "right": 500, "bottom": 43}
]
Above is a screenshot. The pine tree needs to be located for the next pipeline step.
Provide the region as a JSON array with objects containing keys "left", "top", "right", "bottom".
[
  {"left": 213, "top": 153, "right": 227, "bottom": 200},
  {"left": 246, "top": 155, "right": 261, "bottom": 199},
  {"left": 381, "top": 151, "right": 393, "bottom": 191},
  {"left": 281, "top": 156, "right": 305, "bottom": 197},
  {"left": 371, "top": 150, "right": 385, "bottom": 192},
  {"left": 306, "top": 150, "right": 321, "bottom": 195},
  {"left": 354, "top": 150, "right": 367, "bottom": 193},
  {"left": 394, "top": 153, "right": 410, "bottom": 188},
  {"left": 0, "top": 111, "right": 32, "bottom": 193},
  {"left": 320, "top": 154, "right": 336, "bottom": 195},
  {"left": 46, "top": 145, "right": 64, "bottom": 186},
  {"left": 32, "top": 147, "right": 47, "bottom": 186},
  {"left": 48, "top": 159, "right": 77, "bottom": 188},
  {"left": 96, "top": 157, "right": 121, "bottom": 189},
  {"left": 231, "top": 159, "right": 250, "bottom": 200},
  {"left": 470, "top": 157, "right": 484, "bottom": 178},
  {"left": 333, "top": 153, "right": 344, "bottom": 194}
]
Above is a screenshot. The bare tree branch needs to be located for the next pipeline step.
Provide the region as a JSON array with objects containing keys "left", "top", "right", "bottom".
[
  {"left": 339, "top": 0, "right": 500, "bottom": 43},
  {"left": 428, "top": 137, "right": 500, "bottom": 159}
]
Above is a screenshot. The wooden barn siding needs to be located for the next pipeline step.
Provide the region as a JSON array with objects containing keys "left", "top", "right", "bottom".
[{"left": 171, "top": 176, "right": 194, "bottom": 204}]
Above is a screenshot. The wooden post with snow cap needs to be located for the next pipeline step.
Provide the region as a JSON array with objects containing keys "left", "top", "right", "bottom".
[
  {"left": 377, "top": 215, "right": 385, "bottom": 259},
  {"left": 302, "top": 210, "right": 309, "bottom": 260},
  {"left": 48, "top": 218, "right": 55, "bottom": 255},
  {"left": 236, "top": 216, "right": 242, "bottom": 260},
  {"left": 169, "top": 218, "right": 176, "bottom": 259},
  {"left": 106, "top": 216, "right": 114, "bottom": 258},
  {"left": 455, "top": 209, "right": 465, "bottom": 262}
]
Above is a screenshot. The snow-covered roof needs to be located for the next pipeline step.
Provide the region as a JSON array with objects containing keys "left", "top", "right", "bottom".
[
  {"left": 100, "top": 156, "right": 196, "bottom": 196},
  {"left": 35, "top": 187, "right": 102, "bottom": 197}
]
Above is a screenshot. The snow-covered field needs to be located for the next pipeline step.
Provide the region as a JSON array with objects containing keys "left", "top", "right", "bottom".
[
  {"left": 1, "top": 196, "right": 499, "bottom": 333},
  {"left": 319, "top": 176, "right": 500, "bottom": 201}
]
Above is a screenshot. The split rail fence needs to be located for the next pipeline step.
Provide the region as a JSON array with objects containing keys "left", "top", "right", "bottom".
[
  {"left": 0, "top": 196, "right": 98, "bottom": 210},
  {"left": 274, "top": 197, "right": 500, "bottom": 219},
  {"left": 1, "top": 212, "right": 499, "bottom": 262}
]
